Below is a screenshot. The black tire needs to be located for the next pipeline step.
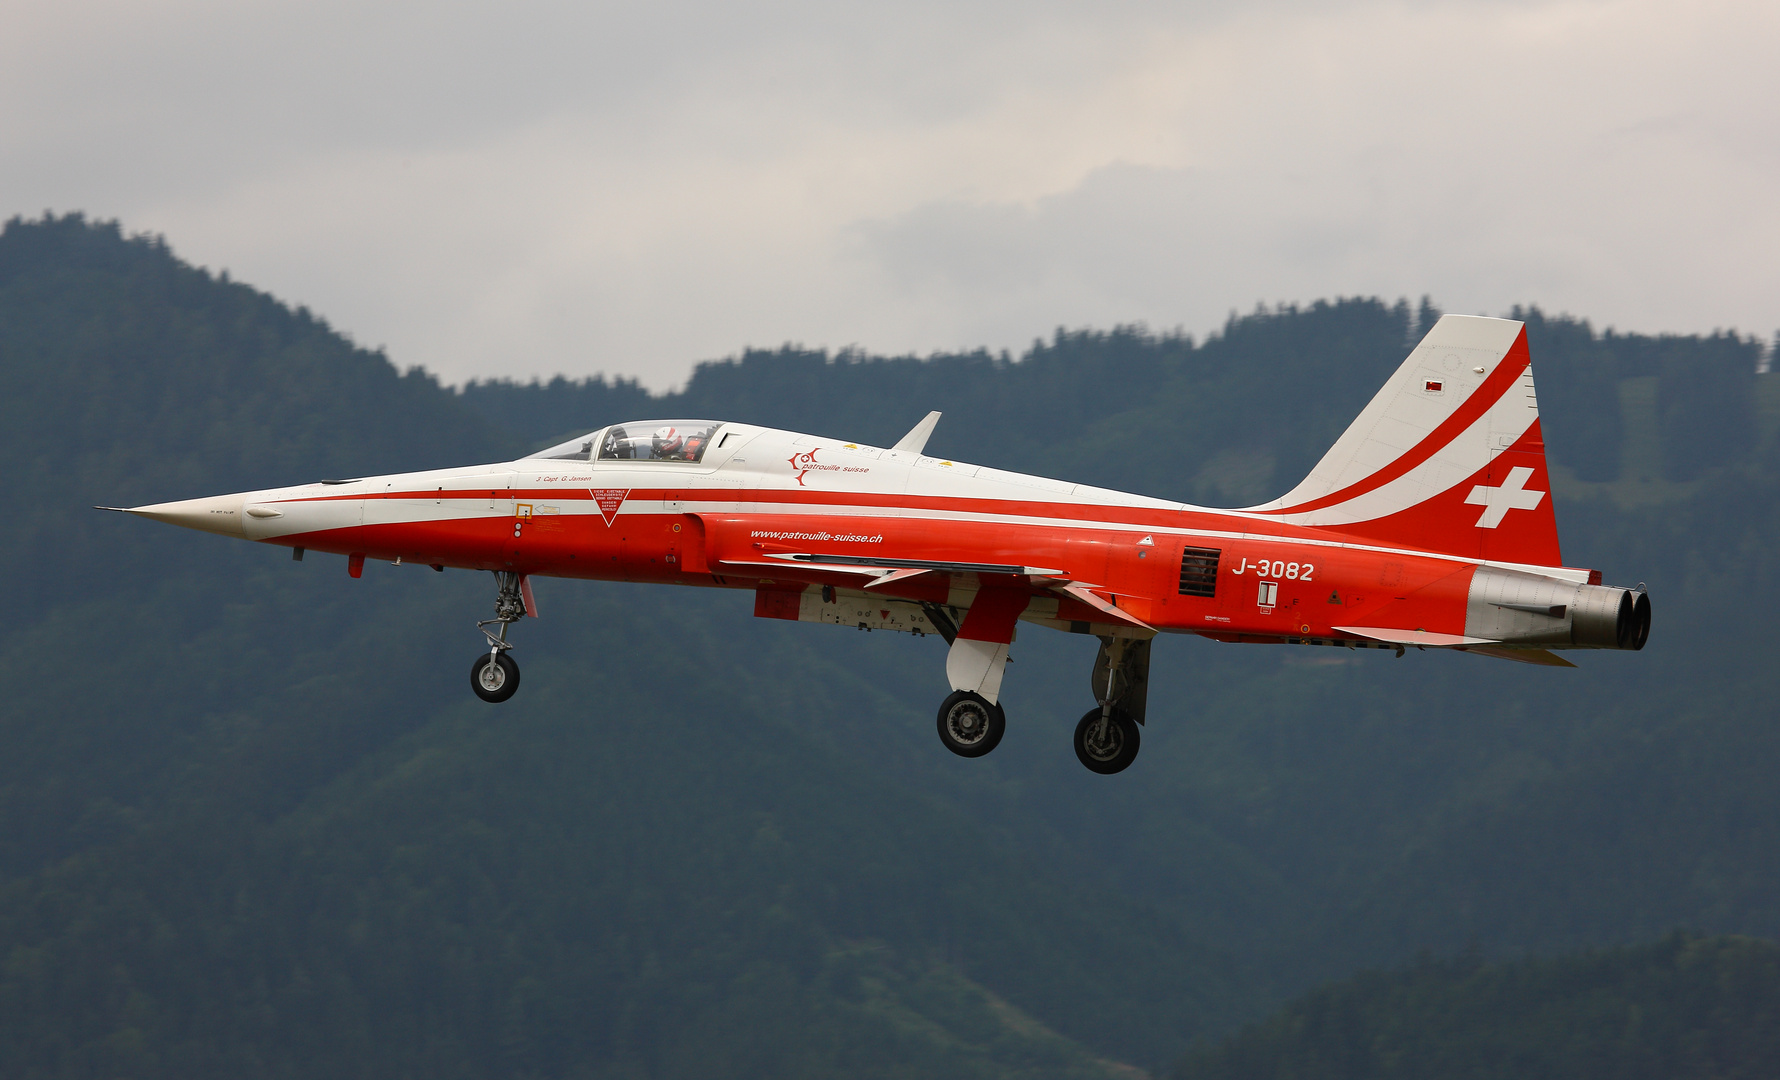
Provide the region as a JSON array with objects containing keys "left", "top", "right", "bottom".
[
  {"left": 1074, "top": 707, "right": 1139, "bottom": 774},
  {"left": 936, "top": 690, "right": 1006, "bottom": 757},
  {"left": 471, "top": 652, "right": 521, "bottom": 703}
]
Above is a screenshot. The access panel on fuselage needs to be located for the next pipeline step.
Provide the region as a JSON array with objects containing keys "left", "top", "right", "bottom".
[
  {"left": 616, "top": 508, "right": 700, "bottom": 582},
  {"left": 1191, "top": 539, "right": 1477, "bottom": 641},
  {"left": 1219, "top": 546, "right": 1331, "bottom": 635},
  {"left": 503, "top": 495, "right": 587, "bottom": 571}
]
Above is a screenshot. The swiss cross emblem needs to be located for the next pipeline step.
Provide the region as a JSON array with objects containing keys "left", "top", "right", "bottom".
[
  {"left": 591, "top": 488, "right": 629, "bottom": 526},
  {"left": 1464, "top": 467, "right": 1544, "bottom": 528}
]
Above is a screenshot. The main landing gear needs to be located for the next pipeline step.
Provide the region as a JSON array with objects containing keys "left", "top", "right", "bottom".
[
  {"left": 937, "top": 691, "right": 1005, "bottom": 757},
  {"left": 925, "top": 595, "right": 1154, "bottom": 774},
  {"left": 471, "top": 571, "right": 526, "bottom": 703},
  {"left": 1074, "top": 635, "right": 1151, "bottom": 774},
  {"left": 927, "top": 600, "right": 1015, "bottom": 761}
]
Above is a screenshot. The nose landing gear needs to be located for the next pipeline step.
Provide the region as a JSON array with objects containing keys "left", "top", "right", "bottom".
[
  {"left": 472, "top": 651, "right": 520, "bottom": 703},
  {"left": 471, "top": 571, "right": 527, "bottom": 703}
]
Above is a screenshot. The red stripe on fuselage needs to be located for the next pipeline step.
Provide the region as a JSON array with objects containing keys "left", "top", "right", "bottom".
[
  {"left": 269, "top": 480, "right": 1550, "bottom": 565},
  {"left": 268, "top": 495, "right": 1498, "bottom": 642}
]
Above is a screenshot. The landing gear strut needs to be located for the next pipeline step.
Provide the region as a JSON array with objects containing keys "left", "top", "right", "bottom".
[
  {"left": 931, "top": 595, "right": 1018, "bottom": 758},
  {"left": 1073, "top": 635, "right": 1152, "bottom": 774},
  {"left": 471, "top": 571, "right": 525, "bottom": 703}
]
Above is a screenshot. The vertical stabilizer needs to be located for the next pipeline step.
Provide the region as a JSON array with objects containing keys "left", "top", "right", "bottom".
[{"left": 1247, "top": 315, "right": 1561, "bottom": 566}]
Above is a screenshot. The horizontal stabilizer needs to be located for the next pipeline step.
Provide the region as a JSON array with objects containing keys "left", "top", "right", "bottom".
[{"left": 1461, "top": 644, "right": 1577, "bottom": 667}]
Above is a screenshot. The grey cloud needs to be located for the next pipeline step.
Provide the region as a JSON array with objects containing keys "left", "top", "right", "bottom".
[
  {"left": 850, "top": 163, "right": 1410, "bottom": 342},
  {"left": 3, "top": 0, "right": 1775, "bottom": 388}
]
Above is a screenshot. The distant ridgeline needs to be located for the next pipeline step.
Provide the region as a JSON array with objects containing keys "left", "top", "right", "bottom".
[
  {"left": 461, "top": 300, "right": 1778, "bottom": 506},
  {"left": 1173, "top": 934, "right": 1780, "bottom": 1080},
  {"left": 6, "top": 211, "right": 1780, "bottom": 1079}
]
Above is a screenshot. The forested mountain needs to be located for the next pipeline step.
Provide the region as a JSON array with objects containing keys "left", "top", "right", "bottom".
[
  {"left": 3, "top": 212, "right": 1778, "bottom": 1077},
  {"left": 461, "top": 296, "right": 1771, "bottom": 505},
  {"left": 1172, "top": 934, "right": 1780, "bottom": 1079}
]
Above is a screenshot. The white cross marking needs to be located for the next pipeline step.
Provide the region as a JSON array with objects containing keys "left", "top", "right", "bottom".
[{"left": 1464, "top": 466, "right": 1544, "bottom": 528}]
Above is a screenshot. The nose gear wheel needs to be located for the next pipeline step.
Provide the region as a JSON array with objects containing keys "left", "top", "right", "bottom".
[
  {"left": 471, "top": 570, "right": 526, "bottom": 704},
  {"left": 471, "top": 652, "right": 520, "bottom": 703}
]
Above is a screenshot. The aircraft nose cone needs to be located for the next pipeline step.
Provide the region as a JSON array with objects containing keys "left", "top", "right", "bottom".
[{"left": 123, "top": 494, "right": 248, "bottom": 538}]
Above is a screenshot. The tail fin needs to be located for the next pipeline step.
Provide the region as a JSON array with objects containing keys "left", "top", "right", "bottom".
[{"left": 1247, "top": 315, "right": 1562, "bottom": 566}]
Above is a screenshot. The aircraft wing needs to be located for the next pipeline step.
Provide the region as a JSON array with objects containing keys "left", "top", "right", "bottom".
[
  {"left": 1333, "top": 626, "right": 1495, "bottom": 648},
  {"left": 759, "top": 553, "right": 1063, "bottom": 576},
  {"left": 717, "top": 552, "right": 1065, "bottom": 588},
  {"left": 1052, "top": 582, "right": 1155, "bottom": 632},
  {"left": 720, "top": 552, "right": 1155, "bottom": 632}
]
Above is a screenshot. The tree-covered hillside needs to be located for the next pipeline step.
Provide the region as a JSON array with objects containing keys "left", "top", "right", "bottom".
[
  {"left": 3, "top": 212, "right": 1778, "bottom": 1077},
  {"left": 460, "top": 296, "right": 1770, "bottom": 507},
  {"left": 1172, "top": 934, "right": 1780, "bottom": 1079}
]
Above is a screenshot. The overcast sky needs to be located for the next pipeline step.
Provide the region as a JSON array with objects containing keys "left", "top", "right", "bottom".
[{"left": 5, "top": 0, "right": 1776, "bottom": 388}]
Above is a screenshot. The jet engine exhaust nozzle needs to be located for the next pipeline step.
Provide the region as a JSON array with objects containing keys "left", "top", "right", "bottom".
[{"left": 1571, "top": 583, "right": 1651, "bottom": 651}]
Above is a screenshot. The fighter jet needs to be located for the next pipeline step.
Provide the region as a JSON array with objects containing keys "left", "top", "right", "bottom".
[{"left": 109, "top": 315, "right": 1650, "bottom": 774}]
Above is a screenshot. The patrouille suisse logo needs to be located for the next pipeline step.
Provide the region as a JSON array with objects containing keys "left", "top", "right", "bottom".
[
  {"left": 788, "top": 449, "right": 820, "bottom": 486},
  {"left": 591, "top": 488, "right": 629, "bottom": 526},
  {"left": 787, "top": 448, "right": 869, "bottom": 487}
]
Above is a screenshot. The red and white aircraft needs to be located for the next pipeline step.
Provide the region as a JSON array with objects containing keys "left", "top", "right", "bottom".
[{"left": 112, "top": 315, "right": 1649, "bottom": 773}]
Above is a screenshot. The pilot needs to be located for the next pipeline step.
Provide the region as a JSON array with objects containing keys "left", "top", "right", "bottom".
[{"left": 653, "top": 426, "right": 685, "bottom": 460}]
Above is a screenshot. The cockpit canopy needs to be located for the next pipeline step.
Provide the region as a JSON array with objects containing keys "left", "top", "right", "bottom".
[{"left": 527, "top": 421, "right": 723, "bottom": 464}]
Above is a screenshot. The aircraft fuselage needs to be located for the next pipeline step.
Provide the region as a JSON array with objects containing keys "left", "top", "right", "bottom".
[{"left": 114, "top": 315, "right": 1653, "bottom": 774}]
